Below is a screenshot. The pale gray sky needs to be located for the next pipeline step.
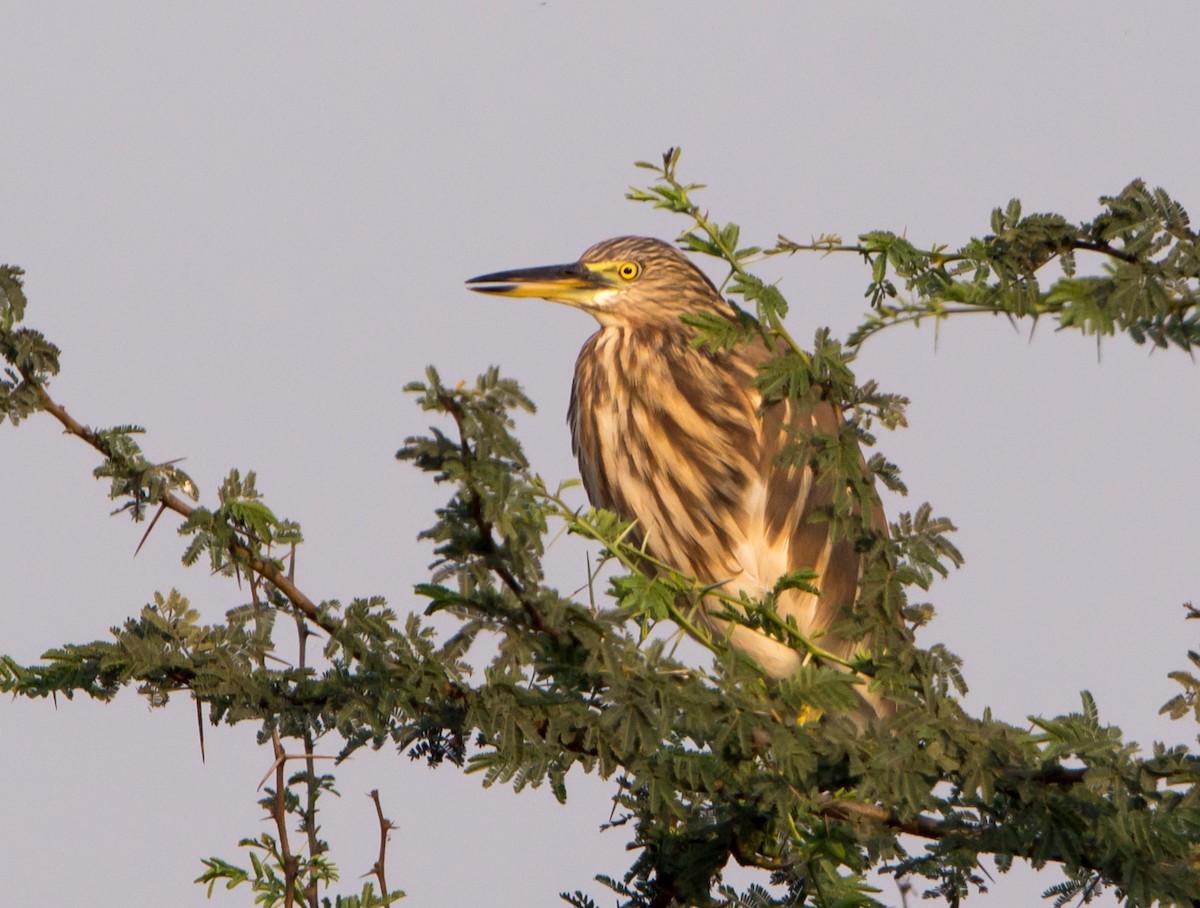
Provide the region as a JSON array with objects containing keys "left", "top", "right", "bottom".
[{"left": 3, "top": 4, "right": 1199, "bottom": 906}]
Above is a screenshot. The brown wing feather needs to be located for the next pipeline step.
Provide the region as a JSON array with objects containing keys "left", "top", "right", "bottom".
[{"left": 749, "top": 339, "right": 890, "bottom": 696}]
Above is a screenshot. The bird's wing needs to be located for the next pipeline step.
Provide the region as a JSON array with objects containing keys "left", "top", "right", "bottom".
[{"left": 742, "top": 340, "right": 883, "bottom": 660}]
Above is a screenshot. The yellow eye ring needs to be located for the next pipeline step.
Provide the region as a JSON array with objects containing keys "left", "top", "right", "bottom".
[{"left": 617, "top": 262, "right": 641, "bottom": 280}]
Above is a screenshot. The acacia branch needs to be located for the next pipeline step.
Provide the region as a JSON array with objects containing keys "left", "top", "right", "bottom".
[
  {"left": 774, "top": 234, "right": 1143, "bottom": 268},
  {"left": 1071, "top": 238, "right": 1143, "bottom": 265},
  {"left": 31, "top": 382, "right": 338, "bottom": 636},
  {"left": 268, "top": 729, "right": 301, "bottom": 908},
  {"left": 528, "top": 707, "right": 1094, "bottom": 851},
  {"left": 816, "top": 797, "right": 951, "bottom": 840},
  {"left": 368, "top": 789, "right": 395, "bottom": 899},
  {"left": 296, "top": 615, "right": 324, "bottom": 905}
]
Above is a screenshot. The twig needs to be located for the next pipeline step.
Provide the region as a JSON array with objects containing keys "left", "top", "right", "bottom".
[
  {"left": 295, "top": 613, "right": 322, "bottom": 908},
  {"left": 368, "top": 789, "right": 395, "bottom": 898},
  {"left": 1071, "top": 239, "right": 1142, "bottom": 266},
  {"left": 259, "top": 727, "right": 336, "bottom": 908},
  {"left": 257, "top": 739, "right": 335, "bottom": 792},
  {"left": 268, "top": 729, "right": 300, "bottom": 908},
  {"left": 816, "top": 796, "right": 947, "bottom": 839}
]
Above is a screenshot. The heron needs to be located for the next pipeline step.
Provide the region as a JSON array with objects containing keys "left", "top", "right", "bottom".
[{"left": 467, "top": 236, "right": 890, "bottom": 718}]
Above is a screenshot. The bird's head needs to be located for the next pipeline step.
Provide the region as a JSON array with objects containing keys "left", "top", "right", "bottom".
[{"left": 466, "top": 236, "right": 725, "bottom": 328}]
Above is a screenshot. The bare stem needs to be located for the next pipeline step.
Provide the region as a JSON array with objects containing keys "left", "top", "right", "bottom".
[
  {"left": 270, "top": 729, "right": 300, "bottom": 908},
  {"left": 368, "top": 789, "right": 395, "bottom": 898},
  {"left": 296, "top": 615, "right": 322, "bottom": 908}
]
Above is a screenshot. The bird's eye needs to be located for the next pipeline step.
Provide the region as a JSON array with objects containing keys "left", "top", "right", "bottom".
[{"left": 617, "top": 262, "right": 641, "bottom": 280}]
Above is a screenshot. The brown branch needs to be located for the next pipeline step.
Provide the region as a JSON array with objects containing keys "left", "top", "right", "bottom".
[
  {"left": 1071, "top": 239, "right": 1143, "bottom": 266},
  {"left": 295, "top": 615, "right": 322, "bottom": 908},
  {"left": 814, "top": 762, "right": 1102, "bottom": 842},
  {"left": 775, "top": 235, "right": 1145, "bottom": 269},
  {"left": 817, "top": 797, "right": 947, "bottom": 840},
  {"left": 368, "top": 789, "right": 395, "bottom": 899},
  {"left": 32, "top": 382, "right": 338, "bottom": 636},
  {"left": 269, "top": 729, "right": 300, "bottom": 908},
  {"left": 258, "top": 729, "right": 336, "bottom": 904},
  {"left": 1003, "top": 764, "right": 1087, "bottom": 785},
  {"left": 774, "top": 240, "right": 879, "bottom": 258}
]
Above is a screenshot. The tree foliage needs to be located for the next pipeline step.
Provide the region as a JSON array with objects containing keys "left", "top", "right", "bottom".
[{"left": 4, "top": 150, "right": 1200, "bottom": 907}]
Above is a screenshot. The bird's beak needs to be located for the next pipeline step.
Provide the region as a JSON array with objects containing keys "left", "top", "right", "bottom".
[{"left": 465, "top": 261, "right": 614, "bottom": 304}]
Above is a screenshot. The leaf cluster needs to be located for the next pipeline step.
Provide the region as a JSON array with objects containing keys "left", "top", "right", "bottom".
[
  {"left": 776, "top": 184, "right": 1200, "bottom": 352},
  {"left": 0, "top": 265, "right": 59, "bottom": 424}
]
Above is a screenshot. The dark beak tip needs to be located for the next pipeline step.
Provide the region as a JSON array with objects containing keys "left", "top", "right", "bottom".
[{"left": 464, "top": 262, "right": 585, "bottom": 286}]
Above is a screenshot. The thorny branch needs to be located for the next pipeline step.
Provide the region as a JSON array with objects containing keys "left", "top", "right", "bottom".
[
  {"left": 296, "top": 614, "right": 324, "bottom": 907},
  {"left": 368, "top": 789, "right": 395, "bottom": 899},
  {"left": 32, "top": 382, "right": 337, "bottom": 636},
  {"left": 269, "top": 729, "right": 301, "bottom": 908}
]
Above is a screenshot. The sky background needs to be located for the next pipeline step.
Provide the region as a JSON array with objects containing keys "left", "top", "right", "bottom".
[{"left": 3, "top": 4, "right": 1199, "bottom": 906}]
